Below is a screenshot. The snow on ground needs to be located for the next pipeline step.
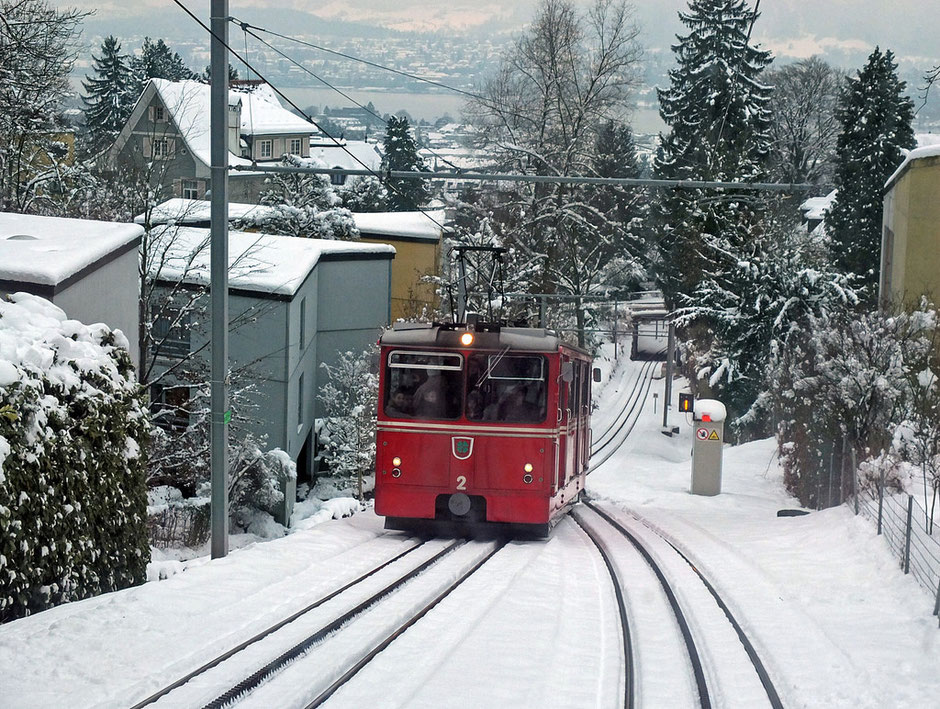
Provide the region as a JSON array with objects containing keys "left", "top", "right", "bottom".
[{"left": 1, "top": 352, "right": 939, "bottom": 707}]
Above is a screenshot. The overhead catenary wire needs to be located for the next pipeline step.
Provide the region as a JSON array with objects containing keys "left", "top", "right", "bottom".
[
  {"left": 238, "top": 23, "right": 465, "bottom": 172},
  {"left": 168, "top": 0, "right": 448, "bottom": 234}
]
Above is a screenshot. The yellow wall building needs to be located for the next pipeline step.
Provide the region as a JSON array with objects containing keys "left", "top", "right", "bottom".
[
  {"left": 355, "top": 210, "right": 444, "bottom": 321},
  {"left": 881, "top": 145, "right": 940, "bottom": 308}
]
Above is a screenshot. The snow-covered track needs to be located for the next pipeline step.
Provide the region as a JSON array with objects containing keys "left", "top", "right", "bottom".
[
  {"left": 589, "top": 359, "right": 658, "bottom": 470},
  {"left": 583, "top": 499, "right": 785, "bottom": 709},
  {"left": 570, "top": 511, "right": 636, "bottom": 709},
  {"left": 129, "top": 537, "right": 502, "bottom": 708}
]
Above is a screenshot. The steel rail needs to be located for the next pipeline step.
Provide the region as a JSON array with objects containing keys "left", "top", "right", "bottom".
[
  {"left": 571, "top": 513, "right": 636, "bottom": 709},
  {"left": 588, "top": 362, "right": 658, "bottom": 472},
  {"left": 583, "top": 500, "right": 712, "bottom": 709},
  {"left": 591, "top": 359, "right": 657, "bottom": 454},
  {"left": 128, "top": 536, "right": 429, "bottom": 709},
  {"left": 201, "top": 539, "right": 466, "bottom": 708},
  {"left": 304, "top": 540, "right": 507, "bottom": 708}
]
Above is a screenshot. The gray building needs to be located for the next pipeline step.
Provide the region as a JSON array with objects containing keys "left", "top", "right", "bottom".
[
  {"left": 107, "top": 79, "right": 321, "bottom": 203},
  {"left": 148, "top": 226, "right": 394, "bottom": 480},
  {"left": 0, "top": 212, "right": 143, "bottom": 370}
]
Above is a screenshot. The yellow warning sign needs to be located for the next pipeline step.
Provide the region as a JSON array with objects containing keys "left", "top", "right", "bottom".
[{"left": 708, "top": 430, "right": 720, "bottom": 441}]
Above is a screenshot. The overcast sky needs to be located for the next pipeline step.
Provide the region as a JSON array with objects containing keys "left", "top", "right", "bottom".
[{"left": 53, "top": 1, "right": 939, "bottom": 67}]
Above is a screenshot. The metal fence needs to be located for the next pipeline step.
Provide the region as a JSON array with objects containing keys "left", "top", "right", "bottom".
[{"left": 856, "top": 483, "right": 940, "bottom": 625}]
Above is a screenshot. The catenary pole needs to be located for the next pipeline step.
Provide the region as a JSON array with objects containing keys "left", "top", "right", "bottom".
[{"left": 210, "top": 0, "right": 230, "bottom": 558}]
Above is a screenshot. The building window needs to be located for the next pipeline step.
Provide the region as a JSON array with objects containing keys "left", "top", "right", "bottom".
[
  {"left": 152, "top": 138, "right": 170, "bottom": 158},
  {"left": 181, "top": 180, "right": 200, "bottom": 200},
  {"left": 154, "top": 105, "right": 165, "bottom": 122},
  {"left": 151, "top": 308, "right": 191, "bottom": 358},
  {"left": 299, "top": 297, "right": 306, "bottom": 348},
  {"left": 150, "top": 382, "right": 190, "bottom": 430},
  {"left": 258, "top": 139, "right": 273, "bottom": 159},
  {"left": 297, "top": 373, "right": 305, "bottom": 431},
  {"left": 289, "top": 138, "right": 302, "bottom": 155}
]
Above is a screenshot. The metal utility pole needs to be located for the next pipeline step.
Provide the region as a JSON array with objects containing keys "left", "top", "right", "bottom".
[
  {"left": 210, "top": 0, "right": 230, "bottom": 559},
  {"left": 662, "top": 321, "right": 676, "bottom": 431}
]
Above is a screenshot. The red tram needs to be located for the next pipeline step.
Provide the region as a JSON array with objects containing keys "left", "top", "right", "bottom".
[{"left": 374, "top": 321, "right": 596, "bottom": 536}]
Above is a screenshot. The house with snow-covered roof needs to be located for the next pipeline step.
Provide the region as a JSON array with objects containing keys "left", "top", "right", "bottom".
[
  {"left": 106, "top": 79, "right": 321, "bottom": 203},
  {"left": 147, "top": 225, "right": 394, "bottom": 482},
  {"left": 0, "top": 212, "right": 143, "bottom": 370},
  {"left": 137, "top": 198, "right": 445, "bottom": 320},
  {"left": 880, "top": 140, "right": 940, "bottom": 308}
]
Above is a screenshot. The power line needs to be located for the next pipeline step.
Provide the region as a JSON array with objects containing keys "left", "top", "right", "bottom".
[
  {"left": 168, "top": 0, "right": 447, "bottom": 234},
  {"left": 230, "top": 163, "right": 822, "bottom": 192},
  {"left": 229, "top": 17, "right": 486, "bottom": 103},
  {"left": 240, "top": 25, "right": 464, "bottom": 172}
]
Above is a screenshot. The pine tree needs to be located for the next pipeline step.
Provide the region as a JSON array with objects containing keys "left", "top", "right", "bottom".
[
  {"left": 130, "top": 37, "right": 195, "bottom": 94},
  {"left": 653, "top": 0, "right": 774, "bottom": 307},
  {"left": 81, "top": 36, "right": 135, "bottom": 154},
  {"left": 382, "top": 115, "right": 430, "bottom": 211},
  {"left": 826, "top": 47, "right": 915, "bottom": 305}
]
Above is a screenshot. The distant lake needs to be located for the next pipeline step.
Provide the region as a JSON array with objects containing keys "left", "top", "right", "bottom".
[{"left": 277, "top": 86, "right": 666, "bottom": 135}]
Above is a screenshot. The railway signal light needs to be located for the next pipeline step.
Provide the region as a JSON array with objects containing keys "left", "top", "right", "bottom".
[{"left": 679, "top": 392, "right": 694, "bottom": 413}]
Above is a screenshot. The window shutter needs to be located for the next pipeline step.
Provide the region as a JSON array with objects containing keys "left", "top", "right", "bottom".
[
  {"left": 148, "top": 106, "right": 154, "bottom": 122},
  {"left": 142, "top": 136, "right": 152, "bottom": 158}
]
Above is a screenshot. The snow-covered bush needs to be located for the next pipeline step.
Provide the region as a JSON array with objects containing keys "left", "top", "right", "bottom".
[
  {"left": 769, "top": 301, "right": 937, "bottom": 509},
  {"left": 317, "top": 346, "right": 378, "bottom": 497},
  {"left": 0, "top": 293, "right": 150, "bottom": 622}
]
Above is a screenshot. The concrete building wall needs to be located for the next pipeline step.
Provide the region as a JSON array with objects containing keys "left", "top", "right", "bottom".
[
  {"left": 53, "top": 248, "right": 141, "bottom": 372},
  {"left": 359, "top": 235, "right": 439, "bottom": 320}
]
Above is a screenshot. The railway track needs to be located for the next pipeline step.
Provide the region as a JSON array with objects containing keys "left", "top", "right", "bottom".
[
  {"left": 129, "top": 536, "right": 504, "bottom": 708},
  {"left": 574, "top": 500, "right": 785, "bottom": 708},
  {"left": 589, "top": 357, "right": 659, "bottom": 470}
]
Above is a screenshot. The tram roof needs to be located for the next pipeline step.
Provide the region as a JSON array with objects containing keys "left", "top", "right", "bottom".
[{"left": 381, "top": 322, "right": 589, "bottom": 355}]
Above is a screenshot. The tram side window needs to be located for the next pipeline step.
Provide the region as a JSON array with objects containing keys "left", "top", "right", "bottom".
[
  {"left": 466, "top": 354, "right": 547, "bottom": 423},
  {"left": 384, "top": 351, "right": 463, "bottom": 420}
]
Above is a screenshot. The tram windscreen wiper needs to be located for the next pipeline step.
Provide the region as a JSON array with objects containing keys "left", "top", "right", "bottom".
[{"left": 476, "top": 346, "right": 511, "bottom": 387}]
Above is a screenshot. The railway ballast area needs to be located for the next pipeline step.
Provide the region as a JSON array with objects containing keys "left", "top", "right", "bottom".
[{"left": 1, "top": 354, "right": 939, "bottom": 707}]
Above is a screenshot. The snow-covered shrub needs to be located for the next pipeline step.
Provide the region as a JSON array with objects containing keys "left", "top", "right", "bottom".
[
  {"left": 769, "top": 302, "right": 937, "bottom": 509},
  {"left": 317, "top": 345, "right": 378, "bottom": 497},
  {"left": 0, "top": 293, "right": 150, "bottom": 622}
]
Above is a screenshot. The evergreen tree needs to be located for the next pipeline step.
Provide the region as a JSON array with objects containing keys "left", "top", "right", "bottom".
[
  {"left": 382, "top": 115, "right": 430, "bottom": 211},
  {"left": 130, "top": 37, "right": 195, "bottom": 93},
  {"left": 826, "top": 47, "right": 915, "bottom": 305},
  {"left": 81, "top": 36, "right": 135, "bottom": 154},
  {"left": 653, "top": 0, "right": 774, "bottom": 307}
]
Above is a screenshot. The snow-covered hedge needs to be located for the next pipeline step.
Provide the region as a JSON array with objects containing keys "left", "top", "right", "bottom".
[{"left": 0, "top": 294, "right": 150, "bottom": 622}]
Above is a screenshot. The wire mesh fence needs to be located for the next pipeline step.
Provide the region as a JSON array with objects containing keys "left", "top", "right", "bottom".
[{"left": 856, "top": 481, "right": 940, "bottom": 625}]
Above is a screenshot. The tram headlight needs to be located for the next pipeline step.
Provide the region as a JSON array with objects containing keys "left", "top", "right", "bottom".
[
  {"left": 392, "top": 456, "right": 402, "bottom": 467},
  {"left": 523, "top": 463, "right": 534, "bottom": 473},
  {"left": 460, "top": 332, "right": 474, "bottom": 346}
]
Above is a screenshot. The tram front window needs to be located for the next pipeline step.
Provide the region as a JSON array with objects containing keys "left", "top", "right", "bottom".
[
  {"left": 466, "top": 354, "right": 547, "bottom": 423},
  {"left": 384, "top": 351, "right": 463, "bottom": 420}
]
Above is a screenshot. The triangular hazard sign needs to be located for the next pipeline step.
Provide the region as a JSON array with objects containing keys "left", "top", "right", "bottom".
[{"left": 708, "top": 430, "right": 720, "bottom": 441}]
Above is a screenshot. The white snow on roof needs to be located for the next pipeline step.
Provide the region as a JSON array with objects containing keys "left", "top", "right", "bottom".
[
  {"left": 150, "top": 226, "right": 394, "bottom": 296},
  {"left": 309, "top": 139, "right": 382, "bottom": 171},
  {"left": 799, "top": 189, "right": 837, "bottom": 220},
  {"left": 0, "top": 213, "right": 143, "bottom": 286},
  {"left": 150, "top": 79, "right": 317, "bottom": 167},
  {"left": 135, "top": 198, "right": 269, "bottom": 225},
  {"left": 885, "top": 142, "right": 940, "bottom": 191},
  {"left": 354, "top": 210, "right": 444, "bottom": 240},
  {"left": 137, "top": 199, "right": 443, "bottom": 242}
]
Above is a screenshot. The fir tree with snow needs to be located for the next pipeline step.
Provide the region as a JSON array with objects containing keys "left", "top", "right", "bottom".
[
  {"left": 339, "top": 176, "right": 389, "bottom": 213},
  {"left": 826, "top": 47, "right": 915, "bottom": 306},
  {"left": 81, "top": 35, "right": 135, "bottom": 154},
  {"left": 653, "top": 0, "right": 774, "bottom": 307},
  {"left": 130, "top": 37, "right": 196, "bottom": 95},
  {"left": 382, "top": 115, "right": 431, "bottom": 211}
]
